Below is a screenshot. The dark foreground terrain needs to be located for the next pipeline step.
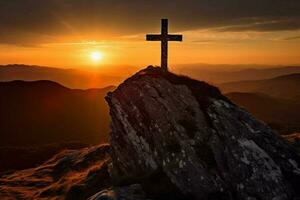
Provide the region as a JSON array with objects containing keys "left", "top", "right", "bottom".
[
  {"left": 0, "top": 145, "right": 111, "bottom": 200},
  {"left": 0, "top": 142, "right": 87, "bottom": 172}
]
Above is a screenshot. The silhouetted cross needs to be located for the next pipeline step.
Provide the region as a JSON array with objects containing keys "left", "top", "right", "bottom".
[{"left": 146, "top": 19, "right": 183, "bottom": 71}]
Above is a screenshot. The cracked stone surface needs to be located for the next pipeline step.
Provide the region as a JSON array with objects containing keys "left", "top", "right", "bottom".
[{"left": 106, "top": 66, "right": 300, "bottom": 200}]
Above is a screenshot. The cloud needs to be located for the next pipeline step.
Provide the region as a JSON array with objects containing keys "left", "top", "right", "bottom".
[
  {"left": 0, "top": 0, "right": 299, "bottom": 45},
  {"left": 214, "top": 19, "right": 300, "bottom": 32},
  {"left": 283, "top": 35, "right": 300, "bottom": 40},
  {"left": 192, "top": 40, "right": 215, "bottom": 43}
]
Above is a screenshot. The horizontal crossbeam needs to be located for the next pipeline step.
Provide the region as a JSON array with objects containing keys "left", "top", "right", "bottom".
[
  {"left": 167, "top": 34, "right": 183, "bottom": 41},
  {"left": 146, "top": 34, "right": 183, "bottom": 41},
  {"left": 146, "top": 34, "right": 161, "bottom": 41}
]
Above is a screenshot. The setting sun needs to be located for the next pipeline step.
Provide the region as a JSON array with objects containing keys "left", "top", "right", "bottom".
[{"left": 90, "top": 51, "right": 103, "bottom": 62}]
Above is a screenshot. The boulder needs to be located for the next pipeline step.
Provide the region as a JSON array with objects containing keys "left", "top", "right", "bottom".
[{"left": 106, "top": 66, "right": 300, "bottom": 199}]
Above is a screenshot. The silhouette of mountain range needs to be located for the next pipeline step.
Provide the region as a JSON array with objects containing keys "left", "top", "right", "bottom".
[
  {"left": 2, "top": 64, "right": 300, "bottom": 88},
  {"left": 221, "top": 73, "right": 300, "bottom": 100},
  {"left": 0, "top": 64, "right": 122, "bottom": 89},
  {"left": 175, "top": 64, "right": 300, "bottom": 83}
]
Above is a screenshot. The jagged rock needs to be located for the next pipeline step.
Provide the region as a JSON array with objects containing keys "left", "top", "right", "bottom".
[{"left": 106, "top": 66, "right": 300, "bottom": 200}]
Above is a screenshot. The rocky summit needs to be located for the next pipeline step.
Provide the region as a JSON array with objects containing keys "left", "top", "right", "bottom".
[
  {"left": 106, "top": 66, "right": 300, "bottom": 200},
  {"left": 1, "top": 66, "right": 300, "bottom": 200}
]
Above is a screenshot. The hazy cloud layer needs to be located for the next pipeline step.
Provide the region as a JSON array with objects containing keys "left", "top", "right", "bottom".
[
  {"left": 0, "top": 0, "right": 299, "bottom": 45},
  {"left": 283, "top": 35, "right": 300, "bottom": 40}
]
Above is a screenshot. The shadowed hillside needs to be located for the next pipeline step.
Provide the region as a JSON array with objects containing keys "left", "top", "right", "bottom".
[
  {"left": 225, "top": 92, "right": 300, "bottom": 134},
  {"left": 0, "top": 80, "right": 113, "bottom": 147},
  {"left": 0, "top": 80, "right": 113, "bottom": 172}
]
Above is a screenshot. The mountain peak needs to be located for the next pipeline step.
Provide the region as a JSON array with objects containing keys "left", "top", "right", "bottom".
[{"left": 106, "top": 66, "right": 300, "bottom": 199}]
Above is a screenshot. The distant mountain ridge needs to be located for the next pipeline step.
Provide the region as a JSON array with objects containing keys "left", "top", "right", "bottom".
[
  {"left": 220, "top": 73, "right": 300, "bottom": 100},
  {"left": 0, "top": 64, "right": 121, "bottom": 89},
  {"left": 0, "top": 79, "right": 68, "bottom": 91},
  {"left": 0, "top": 79, "right": 115, "bottom": 93},
  {"left": 2, "top": 64, "right": 300, "bottom": 88},
  {"left": 175, "top": 64, "right": 300, "bottom": 83},
  {"left": 272, "top": 73, "right": 300, "bottom": 81}
]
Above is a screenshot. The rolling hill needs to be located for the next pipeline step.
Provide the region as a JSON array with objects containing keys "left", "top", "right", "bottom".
[
  {"left": 0, "top": 80, "right": 113, "bottom": 147},
  {"left": 0, "top": 80, "right": 114, "bottom": 171}
]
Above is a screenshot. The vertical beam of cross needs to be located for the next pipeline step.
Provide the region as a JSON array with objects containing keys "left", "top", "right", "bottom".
[
  {"left": 161, "top": 19, "right": 168, "bottom": 71},
  {"left": 146, "top": 19, "right": 183, "bottom": 71}
]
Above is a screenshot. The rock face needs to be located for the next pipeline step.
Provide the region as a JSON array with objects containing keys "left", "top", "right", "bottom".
[{"left": 106, "top": 66, "right": 300, "bottom": 200}]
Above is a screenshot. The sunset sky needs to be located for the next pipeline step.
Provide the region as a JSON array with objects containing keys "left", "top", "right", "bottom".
[{"left": 0, "top": 0, "right": 299, "bottom": 69}]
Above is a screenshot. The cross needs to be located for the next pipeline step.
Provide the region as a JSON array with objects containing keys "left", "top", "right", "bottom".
[{"left": 146, "top": 19, "right": 183, "bottom": 71}]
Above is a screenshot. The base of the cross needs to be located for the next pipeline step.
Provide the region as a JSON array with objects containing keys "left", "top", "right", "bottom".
[{"left": 161, "top": 66, "right": 168, "bottom": 72}]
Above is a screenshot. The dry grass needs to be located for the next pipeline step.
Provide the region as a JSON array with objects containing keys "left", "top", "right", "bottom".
[{"left": 0, "top": 144, "right": 111, "bottom": 200}]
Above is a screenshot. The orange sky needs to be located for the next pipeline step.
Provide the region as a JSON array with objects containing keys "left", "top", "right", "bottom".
[
  {"left": 0, "top": 0, "right": 299, "bottom": 69},
  {"left": 1, "top": 28, "right": 299, "bottom": 69}
]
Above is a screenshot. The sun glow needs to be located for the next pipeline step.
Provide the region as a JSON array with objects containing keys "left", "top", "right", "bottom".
[{"left": 90, "top": 51, "right": 103, "bottom": 62}]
